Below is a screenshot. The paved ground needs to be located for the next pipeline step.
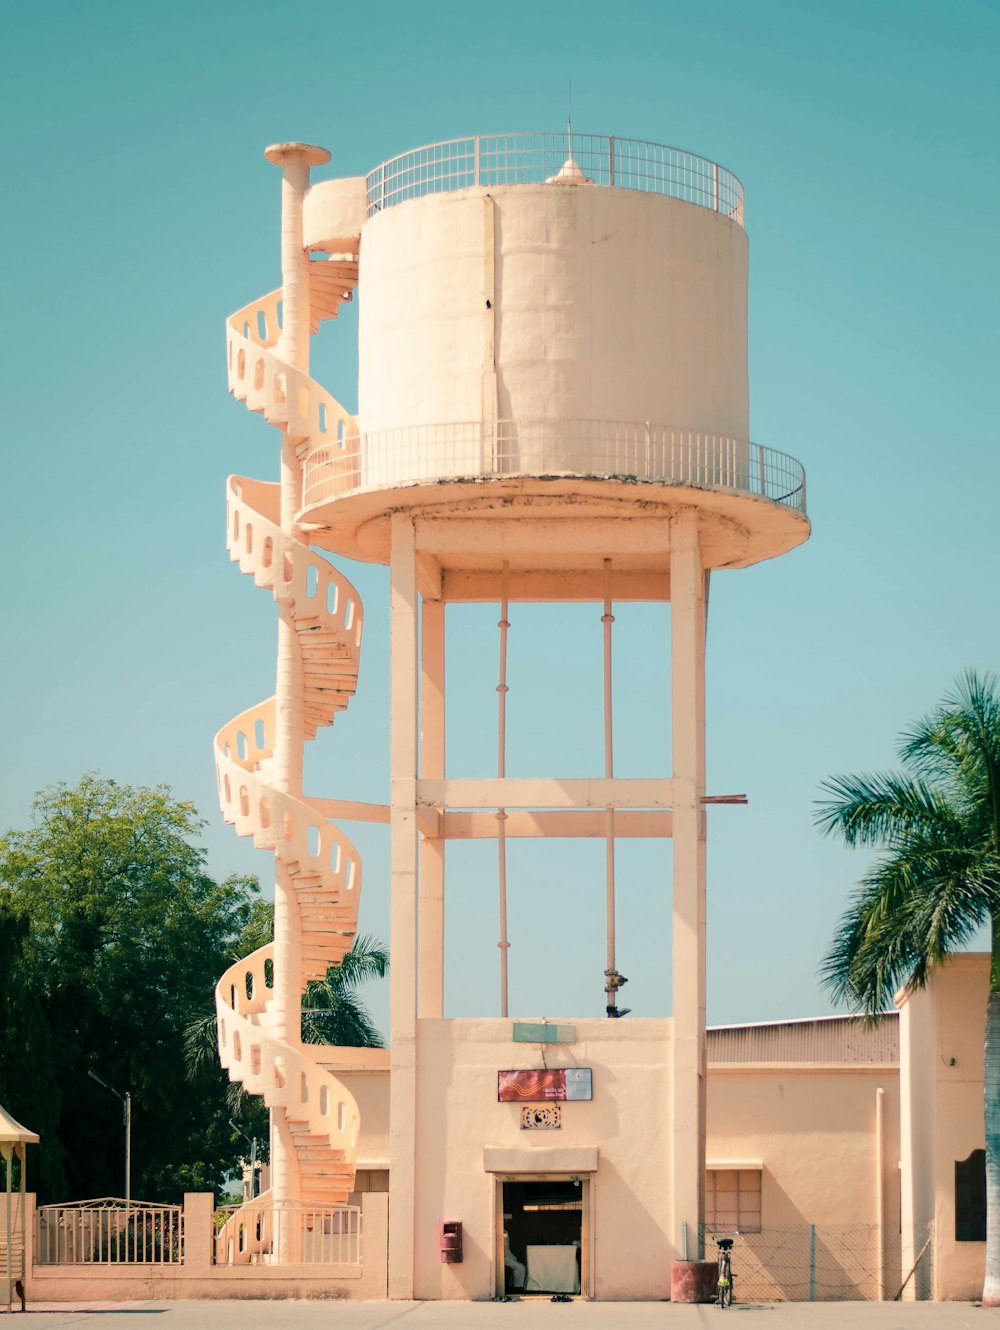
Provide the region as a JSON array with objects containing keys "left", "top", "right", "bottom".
[{"left": 8, "top": 1301, "right": 988, "bottom": 1328}]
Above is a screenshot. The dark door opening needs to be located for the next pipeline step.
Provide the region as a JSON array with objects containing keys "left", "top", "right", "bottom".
[{"left": 502, "top": 1179, "right": 583, "bottom": 1295}]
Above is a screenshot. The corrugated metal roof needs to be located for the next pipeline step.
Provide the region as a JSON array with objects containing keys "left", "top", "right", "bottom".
[{"left": 707, "top": 1012, "right": 898, "bottom": 1065}]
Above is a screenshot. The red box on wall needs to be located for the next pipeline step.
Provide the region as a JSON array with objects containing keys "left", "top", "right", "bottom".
[{"left": 440, "top": 1221, "right": 463, "bottom": 1263}]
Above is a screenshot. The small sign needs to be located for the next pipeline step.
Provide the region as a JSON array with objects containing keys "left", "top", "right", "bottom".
[
  {"left": 522, "top": 1105, "right": 562, "bottom": 1130},
  {"left": 513, "top": 1022, "right": 576, "bottom": 1045},
  {"left": 498, "top": 1068, "right": 593, "bottom": 1102}
]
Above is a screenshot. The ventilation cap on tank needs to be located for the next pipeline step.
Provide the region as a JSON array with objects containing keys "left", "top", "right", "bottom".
[{"left": 545, "top": 154, "right": 594, "bottom": 186}]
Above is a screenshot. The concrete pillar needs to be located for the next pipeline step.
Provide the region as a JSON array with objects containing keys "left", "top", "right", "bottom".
[
  {"left": 899, "top": 984, "right": 937, "bottom": 1299},
  {"left": 670, "top": 510, "right": 707, "bottom": 1255},
  {"left": 263, "top": 140, "right": 329, "bottom": 1207},
  {"left": 21, "top": 1194, "right": 35, "bottom": 1300},
  {"left": 419, "top": 596, "right": 446, "bottom": 1019},
  {"left": 388, "top": 511, "right": 420, "bottom": 1297},
  {"left": 264, "top": 141, "right": 330, "bottom": 377},
  {"left": 182, "top": 1193, "right": 216, "bottom": 1272}
]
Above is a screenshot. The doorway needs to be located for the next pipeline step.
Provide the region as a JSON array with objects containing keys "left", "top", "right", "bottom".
[{"left": 498, "top": 1177, "right": 588, "bottom": 1297}]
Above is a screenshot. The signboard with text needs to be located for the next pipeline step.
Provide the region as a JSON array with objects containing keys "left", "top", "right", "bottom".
[{"left": 497, "top": 1068, "right": 593, "bottom": 1102}]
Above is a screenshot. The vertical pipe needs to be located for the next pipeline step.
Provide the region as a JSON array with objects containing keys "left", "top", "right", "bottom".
[
  {"left": 602, "top": 559, "right": 618, "bottom": 1015},
  {"left": 875, "top": 1086, "right": 885, "bottom": 1300},
  {"left": 497, "top": 561, "right": 511, "bottom": 1017},
  {"left": 809, "top": 1223, "right": 817, "bottom": 1301},
  {"left": 124, "top": 1093, "right": 131, "bottom": 1209}
]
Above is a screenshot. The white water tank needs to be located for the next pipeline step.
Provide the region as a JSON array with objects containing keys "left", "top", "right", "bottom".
[{"left": 357, "top": 175, "right": 748, "bottom": 485}]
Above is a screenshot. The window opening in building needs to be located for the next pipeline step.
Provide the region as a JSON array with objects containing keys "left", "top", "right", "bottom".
[
  {"left": 955, "top": 1149, "right": 986, "bottom": 1242},
  {"left": 502, "top": 1179, "right": 582, "bottom": 1295},
  {"left": 705, "top": 1168, "right": 762, "bottom": 1234}
]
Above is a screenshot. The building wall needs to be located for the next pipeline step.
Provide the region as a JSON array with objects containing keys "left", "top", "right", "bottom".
[
  {"left": 409, "top": 1017, "right": 674, "bottom": 1301},
  {"left": 934, "top": 955, "right": 988, "bottom": 1302},
  {"left": 707, "top": 1066, "right": 901, "bottom": 1229},
  {"left": 343, "top": 1030, "right": 908, "bottom": 1300},
  {"left": 900, "top": 953, "right": 988, "bottom": 1301},
  {"left": 331, "top": 1069, "right": 390, "bottom": 1171}
]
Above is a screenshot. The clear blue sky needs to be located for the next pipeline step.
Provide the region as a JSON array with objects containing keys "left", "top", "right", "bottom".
[{"left": 4, "top": 0, "right": 998, "bottom": 1037}]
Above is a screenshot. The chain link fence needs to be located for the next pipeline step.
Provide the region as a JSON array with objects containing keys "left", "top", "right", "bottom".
[{"left": 700, "top": 1223, "right": 934, "bottom": 1302}]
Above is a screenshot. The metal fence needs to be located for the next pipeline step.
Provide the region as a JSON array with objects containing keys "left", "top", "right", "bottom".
[
  {"left": 700, "top": 1223, "right": 935, "bottom": 1302},
  {"left": 301, "top": 418, "right": 806, "bottom": 517},
  {"left": 366, "top": 133, "right": 744, "bottom": 225},
  {"left": 214, "top": 1200, "right": 362, "bottom": 1268},
  {"left": 36, "top": 1199, "right": 182, "bottom": 1265}
]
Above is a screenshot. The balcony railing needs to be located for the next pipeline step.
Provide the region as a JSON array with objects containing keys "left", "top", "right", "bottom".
[
  {"left": 214, "top": 1199, "right": 361, "bottom": 1267},
  {"left": 35, "top": 1198, "right": 182, "bottom": 1265},
  {"left": 301, "top": 419, "right": 806, "bottom": 517},
  {"left": 366, "top": 133, "right": 744, "bottom": 226}
]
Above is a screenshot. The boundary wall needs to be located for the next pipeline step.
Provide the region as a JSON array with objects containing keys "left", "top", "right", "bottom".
[{"left": 14, "top": 1193, "right": 388, "bottom": 1302}]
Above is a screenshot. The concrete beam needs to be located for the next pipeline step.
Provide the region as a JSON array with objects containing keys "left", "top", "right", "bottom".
[{"left": 416, "top": 778, "right": 674, "bottom": 810}]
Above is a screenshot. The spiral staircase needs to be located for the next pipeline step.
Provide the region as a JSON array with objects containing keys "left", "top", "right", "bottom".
[{"left": 214, "top": 246, "right": 365, "bottom": 1257}]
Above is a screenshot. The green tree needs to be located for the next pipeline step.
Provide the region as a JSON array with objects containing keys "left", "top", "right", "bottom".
[
  {"left": 0, "top": 897, "right": 63, "bottom": 1196},
  {"left": 0, "top": 775, "right": 261, "bottom": 1203},
  {"left": 817, "top": 671, "right": 1000, "bottom": 1304}
]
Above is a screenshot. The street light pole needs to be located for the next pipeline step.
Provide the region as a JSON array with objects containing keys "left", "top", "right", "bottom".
[
  {"left": 88, "top": 1069, "right": 131, "bottom": 1205},
  {"left": 124, "top": 1091, "right": 131, "bottom": 1207}
]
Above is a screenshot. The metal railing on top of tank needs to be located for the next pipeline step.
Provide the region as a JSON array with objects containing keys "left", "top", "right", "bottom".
[
  {"left": 300, "top": 419, "right": 804, "bottom": 516},
  {"left": 366, "top": 134, "right": 744, "bottom": 226}
]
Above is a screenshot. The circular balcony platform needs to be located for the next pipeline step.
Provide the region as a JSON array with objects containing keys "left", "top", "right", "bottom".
[{"left": 298, "top": 421, "right": 808, "bottom": 571}]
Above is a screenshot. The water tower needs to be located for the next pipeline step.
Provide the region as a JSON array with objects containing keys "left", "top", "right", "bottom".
[{"left": 215, "top": 132, "right": 808, "bottom": 1296}]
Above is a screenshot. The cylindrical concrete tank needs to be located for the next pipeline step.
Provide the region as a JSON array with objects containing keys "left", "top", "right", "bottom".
[{"left": 358, "top": 178, "right": 749, "bottom": 488}]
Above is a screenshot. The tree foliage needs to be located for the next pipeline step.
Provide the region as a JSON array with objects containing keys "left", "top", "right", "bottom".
[
  {"left": 0, "top": 775, "right": 264, "bottom": 1203},
  {"left": 301, "top": 932, "right": 389, "bottom": 1048},
  {"left": 818, "top": 670, "right": 1000, "bottom": 1014}
]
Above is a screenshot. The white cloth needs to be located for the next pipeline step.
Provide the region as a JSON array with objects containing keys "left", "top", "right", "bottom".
[
  {"left": 525, "top": 1244, "right": 580, "bottom": 1294},
  {"left": 503, "top": 1234, "right": 526, "bottom": 1289}
]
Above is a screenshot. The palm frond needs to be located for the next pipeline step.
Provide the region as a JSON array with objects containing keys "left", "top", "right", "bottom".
[
  {"left": 183, "top": 1012, "right": 221, "bottom": 1083},
  {"left": 820, "top": 755, "right": 998, "bottom": 1015},
  {"left": 815, "top": 771, "right": 959, "bottom": 848},
  {"left": 333, "top": 934, "right": 389, "bottom": 990}
]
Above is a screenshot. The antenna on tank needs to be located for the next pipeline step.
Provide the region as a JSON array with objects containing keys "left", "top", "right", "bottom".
[{"left": 547, "top": 79, "right": 593, "bottom": 185}]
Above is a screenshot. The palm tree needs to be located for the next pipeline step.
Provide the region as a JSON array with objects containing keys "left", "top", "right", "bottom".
[
  {"left": 817, "top": 670, "right": 1000, "bottom": 1305},
  {"left": 301, "top": 933, "right": 389, "bottom": 1048}
]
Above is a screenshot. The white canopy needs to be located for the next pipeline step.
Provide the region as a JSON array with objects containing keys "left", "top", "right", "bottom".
[{"left": 0, "top": 1105, "right": 39, "bottom": 1147}]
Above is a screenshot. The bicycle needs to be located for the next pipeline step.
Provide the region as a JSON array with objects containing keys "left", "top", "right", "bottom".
[{"left": 715, "top": 1236, "right": 734, "bottom": 1308}]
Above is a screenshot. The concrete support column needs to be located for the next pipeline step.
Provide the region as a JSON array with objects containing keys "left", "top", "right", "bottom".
[
  {"left": 263, "top": 140, "right": 329, "bottom": 1210},
  {"left": 388, "top": 512, "right": 420, "bottom": 1298},
  {"left": 899, "top": 986, "right": 936, "bottom": 1300},
  {"left": 670, "top": 510, "right": 707, "bottom": 1256},
  {"left": 265, "top": 140, "right": 329, "bottom": 376},
  {"left": 182, "top": 1193, "right": 216, "bottom": 1272},
  {"left": 419, "top": 596, "right": 446, "bottom": 1019}
]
